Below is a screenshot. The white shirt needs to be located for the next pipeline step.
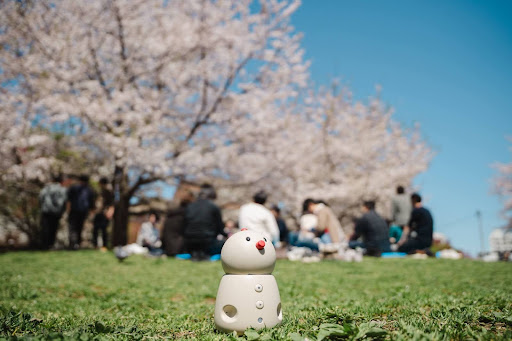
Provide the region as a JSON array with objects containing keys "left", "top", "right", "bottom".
[
  {"left": 299, "top": 213, "right": 317, "bottom": 240},
  {"left": 238, "top": 202, "right": 280, "bottom": 243},
  {"left": 136, "top": 222, "right": 160, "bottom": 247},
  {"left": 300, "top": 213, "right": 317, "bottom": 231}
]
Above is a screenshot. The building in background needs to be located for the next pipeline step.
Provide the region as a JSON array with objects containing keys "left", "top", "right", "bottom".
[{"left": 489, "top": 228, "right": 512, "bottom": 253}]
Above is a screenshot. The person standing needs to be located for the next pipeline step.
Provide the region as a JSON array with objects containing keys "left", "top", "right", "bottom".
[
  {"left": 66, "top": 174, "right": 95, "bottom": 250},
  {"left": 92, "top": 177, "right": 114, "bottom": 249},
  {"left": 238, "top": 190, "right": 280, "bottom": 244},
  {"left": 39, "top": 174, "right": 67, "bottom": 250},
  {"left": 391, "top": 185, "right": 412, "bottom": 230},
  {"left": 183, "top": 184, "right": 226, "bottom": 260},
  {"left": 349, "top": 201, "right": 391, "bottom": 257},
  {"left": 397, "top": 193, "right": 434, "bottom": 253}
]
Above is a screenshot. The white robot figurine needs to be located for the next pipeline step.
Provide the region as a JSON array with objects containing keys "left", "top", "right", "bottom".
[{"left": 214, "top": 229, "right": 282, "bottom": 334}]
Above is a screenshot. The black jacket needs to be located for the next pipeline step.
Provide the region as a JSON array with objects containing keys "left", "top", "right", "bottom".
[
  {"left": 183, "top": 199, "right": 225, "bottom": 240},
  {"left": 408, "top": 207, "right": 434, "bottom": 247},
  {"left": 353, "top": 210, "right": 390, "bottom": 255},
  {"left": 162, "top": 206, "right": 186, "bottom": 255},
  {"left": 67, "top": 184, "right": 96, "bottom": 214}
]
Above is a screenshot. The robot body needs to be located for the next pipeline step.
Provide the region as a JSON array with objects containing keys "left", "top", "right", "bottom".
[{"left": 214, "top": 229, "right": 282, "bottom": 334}]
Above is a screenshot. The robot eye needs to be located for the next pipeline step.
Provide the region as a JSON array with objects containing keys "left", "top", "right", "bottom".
[
  {"left": 246, "top": 237, "right": 251, "bottom": 241},
  {"left": 264, "top": 238, "right": 267, "bottom": 242}
]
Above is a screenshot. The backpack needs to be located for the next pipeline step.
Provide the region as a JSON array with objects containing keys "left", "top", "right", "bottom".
[
  {"left": 41, "top": 184, "right": 67, "bottom": 215},
  {"left": 75, "top": 186, "right": 91, "bottom": 212}
]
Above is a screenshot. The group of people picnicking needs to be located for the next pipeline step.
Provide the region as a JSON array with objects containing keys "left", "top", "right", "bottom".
[
  {"left": 39, "top": 175, "right": 434, "bottom": 260},
  {"left": 347, "top": 187, "right": 434, "bottom": 256},
  {"left": 121, "top": 183, "right": 433, "bottom": 260},
  {"left": 285, "top": 186, "right": 433, "bottom": 258}
]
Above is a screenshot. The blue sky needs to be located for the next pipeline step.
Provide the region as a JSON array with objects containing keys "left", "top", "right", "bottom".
[{"left": 290, "top": 0, "right": 512, "bottom": 255}]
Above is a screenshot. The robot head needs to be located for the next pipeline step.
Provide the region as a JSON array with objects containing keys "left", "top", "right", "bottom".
[{"left": 221, "top": 229, "right": 276, "bottom": 275}]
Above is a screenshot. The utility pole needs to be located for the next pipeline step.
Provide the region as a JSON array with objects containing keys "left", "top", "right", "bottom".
[{"left": 476, "top": 210, "right": 484, "bottom": 255}]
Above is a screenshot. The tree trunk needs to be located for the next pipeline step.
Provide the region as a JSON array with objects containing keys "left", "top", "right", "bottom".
[
  {"left": 110, "top": 167, "right": 155, "bottom": 247},
  {"left": 112, "top": 195, "right": 129, "bottom": 246},
  {"left": 111, "top": 166, "right": 129, "bottom": 247}
]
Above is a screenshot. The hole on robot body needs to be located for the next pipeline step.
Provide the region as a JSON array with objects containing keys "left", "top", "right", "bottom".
[
  {"left": 258, "top": 317, "right": 263, "bottom": 323},
  {"left": 222, "top": 305, "right": 237, "bottom": 322},
  {"left": 277, "top": 303, "right": 282, "bottom": 320}
]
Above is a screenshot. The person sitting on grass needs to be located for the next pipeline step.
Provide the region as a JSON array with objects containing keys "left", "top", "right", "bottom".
[
  {"left": 309, "top": 199, "right": 345, "bottom": 245},
  {"left": 349, "top": 200, "right": 391, "bottom": 257},
  {"left": 239, "top": 190, "right": 280, "bottom": 244},
  {"left": 137, "top": 211, "right": 163, "bottom": 256},
  {"left": 162, "top": 190, "right": 195, "bottom": 256},
  {"left": 397, "top": 193, "right": 434, "bottom": 254},
  {"left": 223, "top": 219, "right": 239, "bottom": 239},
  {"left": 288, "top": 198, "right": 319, "bottom": 251},
  {"left": 270, "top": 205, "right": 289, "bottom": 247},
  {"left": 388, "top": 222, "right": 403, "bottom": 245},
  {"left": 183, "top": 183, "right": 226, "bottom": 260}
]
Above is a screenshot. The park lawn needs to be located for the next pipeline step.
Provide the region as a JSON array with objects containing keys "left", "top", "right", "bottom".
[{"left": 0, "top": 251, "right": 511, "bottom": 340}]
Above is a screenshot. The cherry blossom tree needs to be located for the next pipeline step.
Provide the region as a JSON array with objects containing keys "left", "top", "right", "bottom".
[
  {"left": 1, "top": 0, "right": 433, "bottom": 246},
  {"left": 492, "top": 138, "right": 512, "bottom": 229},
  {"left": 211, "top": 84, "right": 432, "bottom": 231},
  {"left": 295, "top": 86, "right": 432, "bottom": 225},
  {"left": 0, "top": 0, "right": 309, "bottom": 245}
]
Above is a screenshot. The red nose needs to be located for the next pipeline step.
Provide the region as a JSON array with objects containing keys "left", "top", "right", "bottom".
[{"left": 256, "top": 240, "right": 265, "bottom": 250}]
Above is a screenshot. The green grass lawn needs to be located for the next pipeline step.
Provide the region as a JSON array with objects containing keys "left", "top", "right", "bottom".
[{"left": 1, "top": 251, "right": 511, "bottom": 340}]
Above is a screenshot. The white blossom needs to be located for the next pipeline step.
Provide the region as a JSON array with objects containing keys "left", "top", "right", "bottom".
[
  {"left": 492, "top": 138, "right": 512, "bottom": 229},
  {"left": 0, "top": 0, "right": 308, "bottom": 189},
  {"left": 0, "top": 0, "right": 432, "bottom": 237}
]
